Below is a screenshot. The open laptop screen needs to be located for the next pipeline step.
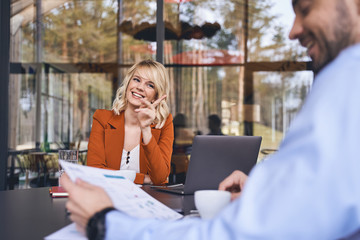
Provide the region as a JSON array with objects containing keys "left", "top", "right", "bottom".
[{"left": 156, "top": 135, "right": 262, "bottom": 195}]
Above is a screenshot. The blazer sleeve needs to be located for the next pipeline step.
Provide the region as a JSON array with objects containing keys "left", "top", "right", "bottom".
[
  {"left": 141, "top": 114, "right": 174, "bottom": 185},
  {"left": 87, "top": 110, "right": 113, "bottom": 170}
]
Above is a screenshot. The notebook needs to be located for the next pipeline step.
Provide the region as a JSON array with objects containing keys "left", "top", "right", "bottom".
[
  {"left": 49, "top": 186, "right": 69, "bottom": 198},
  {"left": 154, "top": 135, "right": 262, "bottom": 195}
]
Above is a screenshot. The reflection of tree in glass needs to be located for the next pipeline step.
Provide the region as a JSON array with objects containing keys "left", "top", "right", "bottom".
[
  {"left": 18, "top": 0, "right": 311, "bottom": 137},
  {"left": 42, "top": 1, "right": 118, "bottom": 62},
  {"left": 164, "top": 0, "right": 307, "bottom": 133}
]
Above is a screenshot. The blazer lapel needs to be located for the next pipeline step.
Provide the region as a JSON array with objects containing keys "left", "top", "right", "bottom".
[
  {"left": 108, "top": 112, "right": 124, "bottom": 130},
  {"left": 104, "top": 112, "right": 125, "bottom": 169}
]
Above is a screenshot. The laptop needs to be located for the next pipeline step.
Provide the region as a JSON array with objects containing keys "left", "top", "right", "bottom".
[{"left": 154, "top": 135, "right": 262, "bottom": 195}]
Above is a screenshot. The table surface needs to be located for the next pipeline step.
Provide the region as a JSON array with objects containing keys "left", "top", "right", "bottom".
[{"left": 0, "top": 186, "right": 195, "bottom": 240}]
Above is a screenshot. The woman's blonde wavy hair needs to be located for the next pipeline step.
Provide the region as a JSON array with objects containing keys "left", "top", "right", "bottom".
[{"left": 112, "top": 59, "right": 170, "bottom": 129}]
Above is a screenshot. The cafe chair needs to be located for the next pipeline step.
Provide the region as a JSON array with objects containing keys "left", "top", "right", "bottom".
[
  {"left": 6, "top": 152, "right": 25, "bottom": 190},
  {"left": 28, "top": 151, "right": 52, "bottom": 188},
  {"left": 170, "top": 153, "right": 189, "bottom": 184}
]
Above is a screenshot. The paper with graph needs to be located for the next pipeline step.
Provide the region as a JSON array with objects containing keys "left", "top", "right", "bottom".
[{"left": 59, "top": 160, "right": 183, "bottom": 220}]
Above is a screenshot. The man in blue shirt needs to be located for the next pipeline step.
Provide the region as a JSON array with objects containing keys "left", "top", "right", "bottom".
[{"left": 61, "top": 0, "right": 360, "bottom": 239}]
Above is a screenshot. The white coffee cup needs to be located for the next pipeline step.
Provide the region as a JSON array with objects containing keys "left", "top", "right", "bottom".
[
  {"left": 117, "top": 170, "right": 136, "bottom": 182},
  {"left": 194, "top": 190, "right": 231, "bottom": 220}
]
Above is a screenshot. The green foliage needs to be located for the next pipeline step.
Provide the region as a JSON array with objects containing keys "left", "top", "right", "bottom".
[{"left": 42, "top": 0, "right": 118, "bottom": 62}]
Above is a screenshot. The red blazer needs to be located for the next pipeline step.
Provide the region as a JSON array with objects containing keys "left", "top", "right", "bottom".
[{"left": 87, "top": 110, "right": 174, "bottom": 185}]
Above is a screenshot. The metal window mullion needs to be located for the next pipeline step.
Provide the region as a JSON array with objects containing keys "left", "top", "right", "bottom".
[
  {"left": 156, "top": 0, "right": 164, "bottom": 63},
  {"left": 35, "top": 0, "right": 43, "bottom": 150},
  {"left": 0, "top": 0, "right": 10, "bottom": 190}
]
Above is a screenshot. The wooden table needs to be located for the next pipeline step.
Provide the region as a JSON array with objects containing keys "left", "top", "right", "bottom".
[
  {"left": 0, "top": 186, "right": 195, "bottom": 240},
  {"left": 3, "top": 188, "right": 360, "bottom": 240}
]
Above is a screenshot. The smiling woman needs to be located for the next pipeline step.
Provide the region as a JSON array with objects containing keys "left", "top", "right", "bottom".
[{"left": 86, "top": 59, "right": 174, "bottom": 185}]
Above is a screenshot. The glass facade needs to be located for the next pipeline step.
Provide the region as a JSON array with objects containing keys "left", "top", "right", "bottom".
[
  {"left": 6, "top": 0, "right": 313, "bottom": 189},
  {"left": 9, "top": 73, "right": 37, "bottom": 149}
]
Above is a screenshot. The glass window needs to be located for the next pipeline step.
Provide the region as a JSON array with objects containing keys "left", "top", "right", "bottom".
[
  {"left": 10, "top": 0, "right": 35, "bottom": 62},
  {"left": 9, "top": 73, "right": 37, "bottom": 150},
  {"left": 253, "top": 71, "right": 313, "bottom": 160},
  {"left": 9, "top": 0, "right": 118, "bottom": 152},
  {"left": 42, "top": 0, "right": 118, "bottom": 63},
  {"left": 164, "top": 0, "right": 244, "bottom": 65},
  {"left": 162, "top": 0, "right": 309, "bottom": 65},
  {"left": 8, "top": 0, "right": 314, "bottom": 188},
  {"left": 118, "top": 0, "right": 158, "bottom": 63},
  {"left": 42, "top": 68, "right": 113, "bottom": 150},
  {"left": 167, "top": 66, "right": 243, "bottom": 134},
  {"left": 247, "top": 0, "right": 309, "bottom": 62},
  {"left": 163, "top": 0, "right": 313, "bottom": 163}
]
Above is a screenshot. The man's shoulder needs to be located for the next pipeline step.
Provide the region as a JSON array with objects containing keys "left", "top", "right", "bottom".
[
  {"left": 330, "top": 43, "right": 360, "bottom": 70},
  {"left": 316, "top": 44, "right": 360, "bottom": 82}
]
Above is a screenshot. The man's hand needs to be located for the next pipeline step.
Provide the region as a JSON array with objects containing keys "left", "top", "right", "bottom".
[
  {"left": 60, "top": 174, "right": 114, "bottom": 234},
  {"left": 218, "top": 170, "right": 248, "bottom": 201}
]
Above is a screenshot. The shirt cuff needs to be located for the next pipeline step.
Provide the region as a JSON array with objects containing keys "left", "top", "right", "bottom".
[
  {"left": 134, "top": 173, "right": 145, "bottom": 184},
  {"left": 105, "top": 211, "right": 135, "bottom": 240}
]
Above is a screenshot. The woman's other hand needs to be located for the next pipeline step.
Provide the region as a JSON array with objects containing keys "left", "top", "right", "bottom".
[{"left": 143, "top": 174, "right": 153, "bottom": 184}]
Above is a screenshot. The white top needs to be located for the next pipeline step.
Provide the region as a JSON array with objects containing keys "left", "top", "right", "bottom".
[
  {"left": 106, "top": 43, "right": 360, "bottom": 240},
  {"left": 120, "top": 145, "right": 140, "bottom": 173}
]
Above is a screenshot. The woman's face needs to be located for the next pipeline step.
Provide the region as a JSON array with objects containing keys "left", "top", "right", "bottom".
[{"left": 126, "top": 68, "right": 157, "bottom": 108}]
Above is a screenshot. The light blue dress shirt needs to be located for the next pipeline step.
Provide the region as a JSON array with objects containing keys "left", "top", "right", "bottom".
[{"left": 105, "top": 43, "right": 360, "bottom": 240}]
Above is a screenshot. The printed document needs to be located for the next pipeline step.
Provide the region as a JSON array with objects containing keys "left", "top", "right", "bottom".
[
  {"left": 59, "top": 160, "right": 182, "bottom": 220},
  {"left": 45, "top": 161, "right": 182, "bottom": 239}
]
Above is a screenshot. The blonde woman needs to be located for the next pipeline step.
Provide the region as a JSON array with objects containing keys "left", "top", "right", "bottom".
[{"left": 87, "top": 59, "right": 173, "bottom": 185}]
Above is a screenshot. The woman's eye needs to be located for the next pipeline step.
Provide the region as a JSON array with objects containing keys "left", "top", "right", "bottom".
[
  {"left": 147, "top": 83, "right": 155, "bottom": 89},
  {"left": 133, "top": 78, "right": 140, "bottom": 82}
]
